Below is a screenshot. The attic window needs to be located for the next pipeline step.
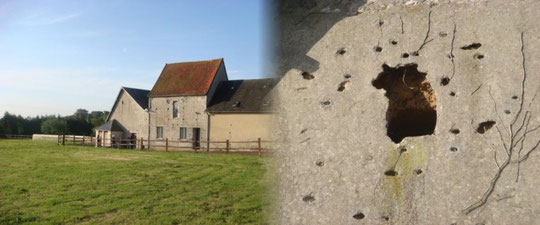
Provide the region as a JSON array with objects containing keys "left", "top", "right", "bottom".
[{"left": 232, "top": 101, "right": 241, "bottom": 107}]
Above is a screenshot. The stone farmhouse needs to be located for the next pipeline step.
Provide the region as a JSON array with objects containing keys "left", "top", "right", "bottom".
[{"left": 95, "top": 58, "right": 274, "bottom": 150}]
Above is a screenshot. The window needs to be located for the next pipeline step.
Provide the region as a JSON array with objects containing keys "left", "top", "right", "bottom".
[
  {"left": 172, "top": 101, "right": 178, "bottom": 118},
  {"left": 156, "top": 126, "right": 163, "bottom": 139},
  {"left": 179, "top": 127, "right": 187, "bottom": 140}
]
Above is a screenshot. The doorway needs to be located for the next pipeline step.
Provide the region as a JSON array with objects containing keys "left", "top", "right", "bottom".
[{"left": 192, "top": 128, "right": 201, "bottom": 149}]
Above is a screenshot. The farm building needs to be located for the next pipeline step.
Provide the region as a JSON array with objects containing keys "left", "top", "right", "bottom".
[{"left": 96, "top": 58, "right": 275, "bottom": 150}]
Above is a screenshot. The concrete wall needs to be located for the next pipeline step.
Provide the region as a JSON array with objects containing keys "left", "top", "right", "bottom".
[
  {"left": 209, "top": 113, "right": 274, "bottom": 149},
  {"left": 149, "top": 96, "right": 208, "bottom": 149},
  {"left": 275, "top": 0, "right": 540, "bottom": 224},
  {"left": 108, "top": 90, "right": 148, "bottom": 139}
]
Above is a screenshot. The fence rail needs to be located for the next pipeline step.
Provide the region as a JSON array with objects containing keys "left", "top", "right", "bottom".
[
  {"left": 56, "top": 135, "right": 272, "bottom": 156},
  {"left": 3, "top": 135, "right": 33, "bottom": 139}
]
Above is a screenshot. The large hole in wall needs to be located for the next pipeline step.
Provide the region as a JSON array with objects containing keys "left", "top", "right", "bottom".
[{"left": 372, "top": 63, "right": 437, "bottom": 143}]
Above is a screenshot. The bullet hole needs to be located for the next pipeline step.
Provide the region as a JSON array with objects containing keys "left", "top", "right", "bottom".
[
  {"left": 390, "top": 39, "right": 398, "bottom": 45},
  {"left": 400, "top": 148, "right": 407, "bottom": 153},
  {"left": 381, "top": 216, "right": 390, "bottom": 221},
  {"left": 379, "top": 20, "right": 384, "bottom": 27},
  {"left": 372, "top": 63, "right": 437, "bottom": 143},
  {"left": 450, "top": 91, "right": 456, "bottom": 96},
  {"left": 301, "top": 72, "right": 314, "bottom": 80},
  {"left": 337, "top": 80, "right": 350, "bottom": 92},
  {"left": 473, "top": 53, "right": 484, "bottom": 59},
  {"left": 374, "top": 46, "right": 383, "bottom": 52},
  {"left": 384, "top": 169, "right": 398, "bottom": 176},
  {"left": 401, "top": 53, "right": 409, "bottom": 58},
  {"left": 440, "top": 77, "right": 450, "bottom": 86},
  {"left": 450, "top": 147, "right": 458, "bottom": 152},
  {"left": 461, "top": 43, "right": 482, "bottom": 50},
  {"left": 512, "top": 95, "right": 518, "bottom": 100},
  {"left": 439, "top": 32, "right": 448, "bottom": 37},
  {"left": 302, "top": 194, "right": 315, "bottom": 202},
  {"left": 450, "top": 128, "right": 460, "bottom": 134},
  {"left": 412, "top": 51, "right": 419, "bottom": 56},
  {"left": 300, "top": 128, "right": 307, "bottom": 134},
  {"left": 336, "top": 48, "right": 347, "bottom": 55},
  {"left": 413, "top": 169, "right": 423, "bottom": 175},
  {"left": 476, "top": 121, "right": 496, "bottom": 134},
  {"left": 321, "top": 100, "right": 332, "bottom": 106},
  {"left": 504, "top": 110, "right": 511, "bottom": 114},
  {"left": 353, "top": 212, "right": 365, "bottom": 220},
  {"left": 344, "top": 74, "right": 352, "bottom": 79},
  {"left": 316, "top": 160, "right": 324, "bottom": 167}
]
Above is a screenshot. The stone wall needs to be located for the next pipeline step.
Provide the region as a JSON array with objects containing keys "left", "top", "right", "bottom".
[
  {"left": 108, "top": 90, "right": 148, "bottom": 139},
  {"left": 275, "top": 0, "right": 540, "bottom": 224},
  {"left": 149, "top": 96, "right": 208, "bottom": 148}
]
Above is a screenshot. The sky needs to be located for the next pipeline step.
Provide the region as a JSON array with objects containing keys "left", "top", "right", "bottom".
[{"left": 0, "top": 0, "right": 272, "bottom": 117}]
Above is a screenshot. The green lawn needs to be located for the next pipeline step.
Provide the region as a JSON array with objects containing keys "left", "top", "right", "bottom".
[{"left": 0, "top": 140, "right": 270, "bottom": 225}]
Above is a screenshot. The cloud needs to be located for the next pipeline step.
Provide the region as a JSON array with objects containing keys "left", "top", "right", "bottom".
[{"left": 19, "top": 12, "right": 81, "bottom": 26}]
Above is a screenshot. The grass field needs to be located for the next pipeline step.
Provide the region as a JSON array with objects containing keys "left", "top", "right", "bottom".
[{"left": 0, "top": 140, "right": 270, "bottom": 224}]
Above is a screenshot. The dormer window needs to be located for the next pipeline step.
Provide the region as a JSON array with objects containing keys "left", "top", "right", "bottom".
[{"left": 172, "top": 101, "right": 178, "bottom": 118}]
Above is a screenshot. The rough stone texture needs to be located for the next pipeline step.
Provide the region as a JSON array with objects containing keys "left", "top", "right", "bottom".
[
  {"left": 275, "top": 0, "right": 540, "bottom": 224},
  {"left": 108, "top": 90, "right": 148, "bottom": 139}
]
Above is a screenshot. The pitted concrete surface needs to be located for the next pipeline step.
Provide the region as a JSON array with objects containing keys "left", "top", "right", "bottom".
[{"left": 274, "top": 0, "right": 540, "bottom": 224}]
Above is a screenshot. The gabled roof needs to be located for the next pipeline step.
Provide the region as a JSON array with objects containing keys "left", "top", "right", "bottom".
[
  {"left": 95, "top": 119, "right": 124, "bottom": 131},
  {"left": 149, "top": 58, "right": 225, "bottom": 97},
  {"left": 105, "top": 87, "right": 150, "bottom": 121},
  {"left": 207, "top": 78, "right": 275, "bottom": 113},
  {"left": 123, "top": 87, "right": 150, "bottom": 109}
]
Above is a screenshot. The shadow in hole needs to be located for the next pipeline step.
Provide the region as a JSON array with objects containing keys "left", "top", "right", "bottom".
[{"left": 372, "top": 63, "right": 437, "bottom": 143}]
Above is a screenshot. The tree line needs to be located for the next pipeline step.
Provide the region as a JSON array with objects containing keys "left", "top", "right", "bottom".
[{"left": 0, "top": 109, "right": 109, "bottom": 137}]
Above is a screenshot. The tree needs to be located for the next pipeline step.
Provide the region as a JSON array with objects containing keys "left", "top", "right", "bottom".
[
  {"left": 73, "top": 109, "right": 89, "bottom": 120},
  {"left": 41, "top": 118, "right": 68, "bottom": 135}
]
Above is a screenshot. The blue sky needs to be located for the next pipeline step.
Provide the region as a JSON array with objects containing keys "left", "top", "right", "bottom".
[{"left": 0, "top": 0, "right": 271, "bottom": 117}]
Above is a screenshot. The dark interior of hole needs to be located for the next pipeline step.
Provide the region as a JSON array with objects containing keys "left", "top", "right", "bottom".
[
  {"left": 372, "top": 63, "right": 437, "bottom": 143},
  {"left": 401, "top": 53, "right": 409, "bottom": 58},
  {"left": 301, "top": 72, "right": 314, "bottom": 80},
  {"left": 353, "top": 212, "right": 365, "bottom": 220},
  {"left": 337, "top": 48, "right": 346, "bottom": 55},
  {"left": 384, "top": 170, "right": 398, "bottom": 176},
  {"left": 477, "top": 121, "right": 496, "bottom": 134},
  {"left": 461, "top": 43, "right": 482, "bottom": 50},
  {"left": 440, "top": 77, "right": 450, "bottom": 86},
  {"left": 374, "top": 46, "right": 382, "bottom": 52}
]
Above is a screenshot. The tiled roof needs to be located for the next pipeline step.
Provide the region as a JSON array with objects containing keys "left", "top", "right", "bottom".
[
  {"left": 207, "top": 78, "right": 275, "bottom": 113},
  {"left": 95, "top": 119, "right": 124, "bottom": 131},
  {"left": 123, "top": 87, "right": 150, "bottom": 109},
  {"left": 149, "top": 58, "right": 224, "bottom": 97}
]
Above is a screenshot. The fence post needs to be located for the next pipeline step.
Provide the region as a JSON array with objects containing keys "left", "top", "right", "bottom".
[
  {"left": 258, "top": 138, "right": 262, "bottom": 157},
  {"left": 140, "top": 137, "right": 143, "bottom": 150},
  {"left": 165, "top": 138, "right": 168, "bottom": 152},
  {"left": 226, "top": 139, "right": 230, "bottom": 154},
  {"left": 82, "top": 136, "right": 85, "bottom": 146},
  {"left": 72, "top": 135, "right": 75, "bottom": 144},
  {"left": 62, "top": 135, "right": 66, "bottom": 146}
]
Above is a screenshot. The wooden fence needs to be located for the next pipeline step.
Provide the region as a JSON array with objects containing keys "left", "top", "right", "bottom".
[
  {"left": 2, "top": 135, "right": 33, "bottom": 139},
  {"left": 57, "top": 135, "right": 272, "bottom": 156}
]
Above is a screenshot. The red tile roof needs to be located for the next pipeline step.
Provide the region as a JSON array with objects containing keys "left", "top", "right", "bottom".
[{"left": 149, "top": 58, "right": 224, "bottom": 97}]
